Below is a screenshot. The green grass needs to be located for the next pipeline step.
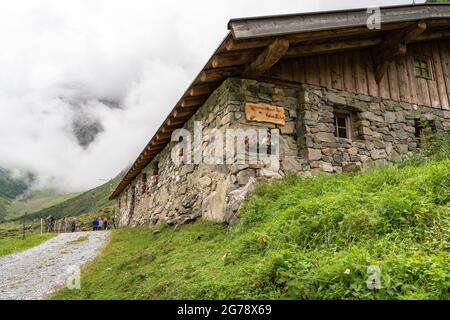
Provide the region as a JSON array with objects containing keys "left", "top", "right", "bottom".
[
  {"left": 66, "top": 236, "right": 89, "bottom": 245},
  {"left": 0, "top": 195, "right": 11, "bottom": 221},
  {"left": 0, "top": 233, "right": 55, "bottom": 256},
  {"left": 53, "top": 137, "right": 450, "bottom": 300}
]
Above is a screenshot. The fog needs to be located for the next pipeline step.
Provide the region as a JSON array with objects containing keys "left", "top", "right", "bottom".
[{"left": 0, "top": 0, "right": 420, "bottom": 192}]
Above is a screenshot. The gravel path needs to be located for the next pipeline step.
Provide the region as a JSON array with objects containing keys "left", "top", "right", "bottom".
[{"left": 0, "top": 231, "right": 110, "bottom": 300}]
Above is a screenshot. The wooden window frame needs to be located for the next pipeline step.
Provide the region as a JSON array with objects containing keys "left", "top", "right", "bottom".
[
  {"left": 413, "top": 56, "right": 433, "bottom": 81},
  {"left": 333, "top": 112, "right": 352, "bottom": 140}
]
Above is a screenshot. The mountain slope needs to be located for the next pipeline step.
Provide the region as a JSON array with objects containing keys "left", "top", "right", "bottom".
[
  {"left": 21, "top": 173, "right": 123, "bottom": 221},
  {"left": 0, "top": 168, "right": 29, "bottom": 199},
  {"left": 0, "top": 195, "right": 11, "bottom": 221},
  {"left": 54, "top": 138, "right": 450, "bottom": 300},
  {"left": 0, "top": 168, "right": 30, "bottom": 221},
  {"left": 8, "top": 191, "right": 82, "bottom": 220}
]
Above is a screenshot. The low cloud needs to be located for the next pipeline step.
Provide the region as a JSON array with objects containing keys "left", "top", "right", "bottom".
[{"left": 0, "top": 0, "right": 419, "bottom": 193}]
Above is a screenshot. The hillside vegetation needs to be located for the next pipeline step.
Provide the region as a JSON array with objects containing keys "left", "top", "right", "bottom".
[
  {"left": 12, "top": 174, "right": 122, "bottom": 222},
  {"left": 9, "top": 191, "right": 81, "bottom": 220},
  {"left": 54, "top": 136, "right": 449, "bottom": 300},
  {"left": 0, "top": 168, "right": 30, "bottom": 221},
  {"left": 0, "top": 233, "right": 55, "bottom": 256}
]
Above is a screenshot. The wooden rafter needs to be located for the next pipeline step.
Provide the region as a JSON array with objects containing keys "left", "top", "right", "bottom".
[
  {"left": 285, "top": 38, "right": 381, "bottom": 58},
  {"left": 243, "top": 38, "right": 290, "bottom": 78},
  {"left": 211, "top": 51, "right": 257, "bottom": 68},
  {"left": 180, "top": 95, "right": 208, "bottom": 108},
  {"left": 200, "top": 66, "right": 242, "bottom": 83}
]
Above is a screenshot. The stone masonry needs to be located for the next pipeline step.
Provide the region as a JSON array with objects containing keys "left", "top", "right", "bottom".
[{"left": 115, "top": 78, "right": 450, "bottom": 227}]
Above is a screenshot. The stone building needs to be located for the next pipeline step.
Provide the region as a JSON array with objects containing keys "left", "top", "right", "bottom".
[{"left": 112, "top": 4, "right": 450, "bottom": 227}]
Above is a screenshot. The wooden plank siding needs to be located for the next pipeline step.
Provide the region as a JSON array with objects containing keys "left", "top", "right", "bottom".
[{"left": 266, "top": 40, "right": 450, "bottom": 110}]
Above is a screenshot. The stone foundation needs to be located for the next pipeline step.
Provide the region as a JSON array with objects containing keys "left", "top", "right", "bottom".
[{"left": 115, "top": 78, "right": 450, "bottom": 227}]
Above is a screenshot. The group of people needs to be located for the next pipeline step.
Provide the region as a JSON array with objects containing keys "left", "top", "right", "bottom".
[
  {"left": 46, "top": 215, "right": 77, "bottom": 233},
  {"left": 92, "top": 217, "right": 110, "bottom": 231},
  {"left": 46, "top": 215, "right": 113, "bottom": 233}
]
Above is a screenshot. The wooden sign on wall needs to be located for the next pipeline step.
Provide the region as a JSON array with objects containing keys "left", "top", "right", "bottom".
[{"left": 244, "top": 103, "right": 285, "bottom": 126}]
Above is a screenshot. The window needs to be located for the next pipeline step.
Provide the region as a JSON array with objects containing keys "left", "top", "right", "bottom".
[
  {"left": 334, "top": 113, "right": 351, "bottom": 139},
  {"left": 142, "top": 173, "right": 148, "bottom": 193},
  {"left": 414, "top": 57, "right": 432, "bottom": 80}
]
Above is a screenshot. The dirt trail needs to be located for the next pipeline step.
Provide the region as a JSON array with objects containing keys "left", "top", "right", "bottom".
[{"left": 0, "top": 231, "right": 110, "bottom": 300}]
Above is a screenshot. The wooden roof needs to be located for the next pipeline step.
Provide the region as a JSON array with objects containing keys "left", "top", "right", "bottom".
[{"left": 110, "top": 3, "right": 450, "bottom": 199}]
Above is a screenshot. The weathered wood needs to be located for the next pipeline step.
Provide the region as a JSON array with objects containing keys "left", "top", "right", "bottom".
[
  {"left": 354, "top": 51, "right": 368, "bottom": 95},
  {"left": 405, "top": 50, "right": 419, "bottom": 104},
  {"left": 387, "top": 61, "right": 400, "bottom": 101},
  {"left": 374, "top": 23, "right": 427, "bottom": 82},
  {"left": 200, "top": 66, "right": 242, "bottom": 83},
  {"left": 228, "top": 5, "right": 450, "bottom": 39},
  {"left": 167, "top": 117, "right": 187, "bottom": 126},
  {"left": 211, "top": 51, "right": 257, "bottom": 68},
  {"left": 305, "top": 56, "right": 319, "bottom": 86},
  {"left": 173, "top": 108, "right": 197, "bottom": 118},
  {"left": 366, "top": 50, "right": 380, "bottom": 97},
  {"left": 395, "top": 54, "right": 412, "bottom": 103},
  {"left": 439, "top": 41, "right": 450, "bottom": 103},
  {"left": 225, "top": 22, "right": 410, "bottom": 51},
  {"left": 189, "top": 83, "right": 220, "bottom": 96},
  {"left": 343, "top": 52, "right": 356, "bottom": 92},
  {"left": 431, "top": 41, "right": 450, "bottom": 109},
  {"left": 286, "top": 38, "right": 381, "bottom": 58},
  {"left": 244, "top": 38, "right": 290, "bottom": 78},
  {"left": 421, "top": 44, "right": 441, "bottom": 108},
  {"left": 244, "top": 103, "right": 286, "bottom": 125},
  {"left": 319, "top": 54, "right": 332, "bottom": 88},
  {"left": 180, "top": 95, "right": 207, "bottom": 108},
  {"left": 330, "top": 53, "right": 343, "bottom": 90}
]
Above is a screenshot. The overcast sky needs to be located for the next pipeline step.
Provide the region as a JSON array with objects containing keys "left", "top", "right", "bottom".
[{"left": 0, "top": 0, "right": 423, "bottom": 193}]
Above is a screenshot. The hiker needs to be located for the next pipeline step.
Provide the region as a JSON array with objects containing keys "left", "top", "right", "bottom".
[
  {"left": 103, "top": 218, "right": 108, "bottom": 230},
  {"left": 92, "top": 217, "right": 99, "bottom": 231},
  {"left": 98, "top": 218, "right": 103, "bottom": 230},
  {"left": 71, "top": 220, "right": 76, "bottom": 232},
  {"left": 46, "top": 215, "right": 55, "bottom": 232}
]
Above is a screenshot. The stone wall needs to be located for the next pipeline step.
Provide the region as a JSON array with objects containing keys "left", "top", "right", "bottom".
[
  {"left": 298, "top": 84, "right": 450, "bottom": 173},
  {"left": 115, "top": 78, "right": 450, "bottom": 228}
]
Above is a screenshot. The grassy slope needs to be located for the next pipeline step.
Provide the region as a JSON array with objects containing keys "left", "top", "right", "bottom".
[
  {"left": 0, "top": 167, "right": 29, "bottom": 221},
  {"left": 54, "top": 148, "right": 450, "bottom": 300},
  {"left": 18, "top": 174, "right": 122, "bottom": 222},
  {"left": 0, "top": 233, "right": 55, "bottom": 256},
  {"left": 0, "top": 195, "right": 11, "bottom": 220},
  {"left": 9, "top": 191, "right": 82, "bottom": 220}
]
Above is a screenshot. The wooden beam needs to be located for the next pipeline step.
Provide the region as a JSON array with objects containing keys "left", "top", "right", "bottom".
[
  {"left": 167, "top": 117, "right": 187, "bottom": 126},
  {"left": 374, "top": 22, "right": 427, "bottom": 83},
  {"left": 225, "top": 22, "right": 411, "bottom": 51},
  {"left": 243, "top": 38, "right": 289, "bottom": 78},
  {"left": 189, "top": 83, "right": 220, "bottom": 96},
  {"left": 172, "top": 109, "right": 195, "bottom": 119},
  {"left": 211, "top": 51, "right": 257, "bottom": 68},
  {"left": 180, "top": 95, "right": 207, "bottom": 108},
  {"left": 200, "top": 66, "right": 243, "bottom": 83},
  {"left": 228, "top": 5, "right": 448, "bottom": 39},
  {"left": 161, "top": 123, "right": 183, "bottom": 133},
  {"left": 156, "top": 132, "right": 172, "bottom": 140},
  {"left": 415, "top": 29, "right": 450, "bottom": 42},
  {"left": 285, "top": 38, "right": 381, "bottom": 58},
  {"left": 151, "top": 139, "right": 169, "bottom": 147}
]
